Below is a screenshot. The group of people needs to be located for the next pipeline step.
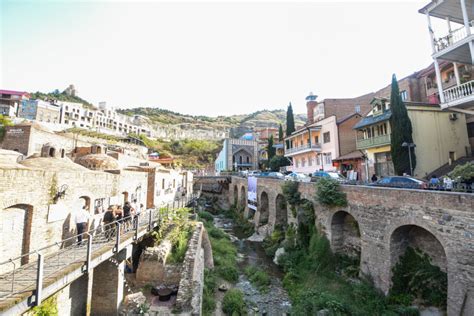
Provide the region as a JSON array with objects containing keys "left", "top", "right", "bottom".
[{"left": 74, "top": 199, "right": 144, "bottom": 245}]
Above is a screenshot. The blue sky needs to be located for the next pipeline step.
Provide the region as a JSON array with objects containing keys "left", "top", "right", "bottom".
[{"left": 1, "top": 0, "right": 439, "bottom": 116}]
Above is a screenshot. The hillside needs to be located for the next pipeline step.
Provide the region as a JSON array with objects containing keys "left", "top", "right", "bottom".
[
  {"left": 118, "top": 107, "right": 307, "bottom": 136},
  {"left": 30, "top": 90, "right": 94, "bottom": 108}
]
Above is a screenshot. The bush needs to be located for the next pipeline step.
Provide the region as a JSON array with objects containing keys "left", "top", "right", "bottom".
[
  {"left": 281, "top": 181, "right": 301, "bottom": 216},
  {"left": 262, "top": 229, "right": 285, "bottom": 256},
  {"left": 269, "top": 155, "right": 290, "bottom": 171},
  {"left": 449, "top": 162, "right": 474, "bottom": 182},
  {"left": 198, "top": 211, "right": 214, "bottom": 223},
  {"left": 244, "top": 266, "right": 271, "bottom": 292},
  {"left": 203, "top": 269, "right": 217, "bottom": 316},
  {"left": 222, "top": 289, "right": 245, "bottom": 315},
  {"left": 315, "top": 178, "right": 347, "bottom": 207}
]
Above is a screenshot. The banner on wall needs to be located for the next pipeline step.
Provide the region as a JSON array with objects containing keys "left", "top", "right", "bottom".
[{"left": 248, "top": 176, "right": 257, "bottom": 211}]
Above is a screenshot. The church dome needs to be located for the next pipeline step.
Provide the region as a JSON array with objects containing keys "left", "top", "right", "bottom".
[{"left": 75, "top": 154, "right": 120, "bottom": 171}]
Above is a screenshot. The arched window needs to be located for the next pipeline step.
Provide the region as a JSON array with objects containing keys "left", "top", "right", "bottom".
[
  {"left": 246, "top": 156, "right": 250, "bottom": 163},
  {"left": 49, "top": 147, "right": 56, "bottom": 157},
  {"left": 239, "top": 156, "right": 242, "bottom": 164}
]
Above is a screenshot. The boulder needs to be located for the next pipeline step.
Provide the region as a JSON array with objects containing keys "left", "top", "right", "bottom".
[{"left": 273, "top": 247, "right": 286, "bottom": 265}]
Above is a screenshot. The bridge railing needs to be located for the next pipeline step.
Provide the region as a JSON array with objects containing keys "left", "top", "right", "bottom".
[{"left": 0, "top": 194, "right": 196, "bottom": 308}]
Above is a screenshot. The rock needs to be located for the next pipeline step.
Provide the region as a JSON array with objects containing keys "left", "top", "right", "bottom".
[
  {"left": 252, "top": 307, "right": 259, "bottom": 312},
  {"left": 218, "top": 283, "right": 229, "bottom": 292},
  {"left": 273, "top": 247, "right": 286, "bottom": 265},
  {"left": 317, "top": 309, "right": 330, "bottom": 316},
  {"left": 122, "top": 292, "right": 147, "bottom": 312},
  {"left": 419, "top": 306, "right": 444, "bottom": 316}
]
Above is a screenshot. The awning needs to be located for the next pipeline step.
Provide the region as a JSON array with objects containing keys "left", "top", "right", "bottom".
[{"left": 333, "top": 150, "right": 365, "bottom": 162}]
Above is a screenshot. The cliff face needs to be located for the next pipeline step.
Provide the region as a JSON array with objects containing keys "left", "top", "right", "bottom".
[{"left": 120, "top": 107, "right": 307, "bottom": 140}]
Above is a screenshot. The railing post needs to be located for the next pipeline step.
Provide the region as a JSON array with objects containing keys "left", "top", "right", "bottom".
[
  {"left": 35, "top": 253, "right": 44, "bottom": 306},
  {"left": 134, "top": 214, "right": 140, "bottom": 241},
  {"left": 85, "top": 233, "right": 92, "bottom": 273},
  {"left": 114, "top": 222, "right": 121, "bottom": 252}
]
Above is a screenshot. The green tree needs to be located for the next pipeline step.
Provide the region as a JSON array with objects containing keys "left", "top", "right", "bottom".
[
  {"left": 267, "top": 134, "right": 276, "bottom": 162},
  {"left": 286, "top": 103, "right": 295, "bottom": 149},
  {"left": 0, "top": 114, "right": 13, "bottom": 142},
  {"left": 278, "top": 124, "right": 284, "bottom": 142},
  {"left": 389, "top": 74, "right": 416, "bottom": 175},
  {"left": 269, "top": 155, "right": 290, "bottom": 172}
]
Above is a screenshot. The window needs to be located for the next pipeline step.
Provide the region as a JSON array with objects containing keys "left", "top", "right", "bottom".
[
  {"left": 316, "top": 154, "right": 321, "bottom": 166},
  {"left": 324, "top": 153, "right": 332, "bottom": 164},
  {"left": 323, "top": 132, "right": 330, "bottom": 143},
  {"left": 400, "top": 90, "right": 408, "bottom": 101},
  {"left": 314, "top": 135, "right": 319, "bottom": 144},
  {"left": 302, "top": 158, "right": 306, "bottom": 167},
  {"left": 308, "top": 157, "right": 312, "bottom": 166},
  {"left": 467, "top": 122, "right": 474, "bottom": 137},
  {"left": 355, "top": 105, "right": 361, "bottom": 113},
  {"left": 295, "top": 159, "right": 299, "bottom": 167},
  {"left": 246, "top": 156, "right": 250, "bottom": 163}
]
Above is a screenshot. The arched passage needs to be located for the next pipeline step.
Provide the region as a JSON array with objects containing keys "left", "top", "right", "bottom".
[
  {"left": 259, "top": 191, "right": 269, "bottom": 225},
  {"left": 233, "top": 185, "right": 238, "bottom": 206},
  {"left": 1, "top": 204, "right": 33, "bottom": 267},
  {"left": 389, "top": 225, "right": 448, "bottom": 308},
  {"left": 331, "top": 211, "right": 361, "bottom": 258},
  {"left": 275, "top": 194, "right": 288, "bottom": 228},
  {"left": 49, "top": 147, "right": 56, "bottom": 157},
  {"left": 239, "top": 186, "right": 246, "bottom": 211}
]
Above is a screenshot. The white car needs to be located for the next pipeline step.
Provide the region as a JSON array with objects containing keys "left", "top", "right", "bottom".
[{"left": 285, "top": 172, "right": 311, "bottom": 182}]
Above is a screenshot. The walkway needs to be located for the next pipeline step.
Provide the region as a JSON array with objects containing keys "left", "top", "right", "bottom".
[{"left": 0, "top": 199, "right": 191, "bottom": 314}]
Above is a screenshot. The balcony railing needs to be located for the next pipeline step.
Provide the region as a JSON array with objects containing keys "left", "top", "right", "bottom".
[
  {"left": 285, "top": 143, "right": 321, "bottom": 155},
  {"left": 356, "top": 134, "right": 391, "bottom": 150},
  {"left": 434, "top": 25, "right": 473, "bottom": 53},
  {"left": 443, "top": 79, "right": 474, "bottom": 103}
]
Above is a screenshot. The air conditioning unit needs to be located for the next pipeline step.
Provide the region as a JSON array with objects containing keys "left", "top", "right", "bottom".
[{"left": 449, "top": 113, "right": 458, "bottom": 121}]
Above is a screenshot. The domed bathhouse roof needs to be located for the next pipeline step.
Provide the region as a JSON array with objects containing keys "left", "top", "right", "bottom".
[
  {"left": 75, "top": 154, "right": 120, "bottom": 171},
  {"left": 20, "top": 156, "right": 88, "bottom": 171}
]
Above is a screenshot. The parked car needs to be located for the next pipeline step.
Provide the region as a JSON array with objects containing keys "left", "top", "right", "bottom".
[
  {"left": 248, "top": 170, "right": 261, "bottom": 177},
  {"left": 259, "top": 172, "right": 285, "bottom": 179},
  {"left": 285, "top": 172, "right": 311, "bottom": 182},
  {"left": 369, "top": 176, "right": 428, "bottom": 190},
  {"left": 311, "top": 171, "right": 348, "bottom": 183}
]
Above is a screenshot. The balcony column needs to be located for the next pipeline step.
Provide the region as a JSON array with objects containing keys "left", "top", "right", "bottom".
[
  {"left": 453, "top": 62, "right": 461, "bottom": 86},
  {"left": 308, "top": 129, "right": 312, "bottom": 147},
  {"left": 434, "top": 59, "right": 446, "bottom": 103},
  {"left": 460, "top": 0, "right": 471, "bottom": 35},
  {"left": 425, "top": 12, "right": 437, "bottom": 54}
]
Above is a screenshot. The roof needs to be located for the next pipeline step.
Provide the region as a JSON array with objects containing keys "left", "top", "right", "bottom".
[
  {"left": 353, "top": 110, "right": 392, "bottom": 130},
  {"left": 75, "top": 154, "right": 120, "bottom": 171},
  {"left": 333, "top": 150, "right": 365, "bottom": 161},
  {"left": 337, "top": 112, "right": 362, "bottom": 125},
  {"left": 0, "top": 90, "right": 30, "bottom": 97}
]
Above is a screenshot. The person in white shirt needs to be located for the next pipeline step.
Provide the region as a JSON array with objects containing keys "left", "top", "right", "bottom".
[{"left": 75, "top": 206, "right": 90, "bottom": 245}]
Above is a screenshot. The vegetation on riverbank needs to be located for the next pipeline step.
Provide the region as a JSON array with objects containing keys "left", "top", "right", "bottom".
[
  {"left": 243, "top": 266, "right": 271, "bottom": 292},
  {"left": 223, "top": 205, "right": 255, "bottom": 238}
]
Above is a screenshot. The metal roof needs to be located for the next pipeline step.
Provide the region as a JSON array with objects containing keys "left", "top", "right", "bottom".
[{"left": 353, "top": 110, "right": 392, "bottom": 130}]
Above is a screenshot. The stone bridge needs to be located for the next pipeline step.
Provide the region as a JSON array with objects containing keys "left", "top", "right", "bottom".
[{"left": 228, "top": 176, "right": 474, "bottom": 316}]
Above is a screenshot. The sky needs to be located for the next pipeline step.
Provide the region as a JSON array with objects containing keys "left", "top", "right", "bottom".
[{"left": 1, "top": 0, "right": 442, "bottom": 116}]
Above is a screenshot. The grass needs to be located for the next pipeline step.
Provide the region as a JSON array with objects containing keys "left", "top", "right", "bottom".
[
  {"left": 222, "top": 289, "right": 245, "bottom": 315},
  {"left": 244, "top": 266, "right": 271, "bottom": 292}
]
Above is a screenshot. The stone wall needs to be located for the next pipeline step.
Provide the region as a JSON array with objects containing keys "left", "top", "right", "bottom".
[{"left": 228, "top": 176, "right": 474, "bottom": 316}]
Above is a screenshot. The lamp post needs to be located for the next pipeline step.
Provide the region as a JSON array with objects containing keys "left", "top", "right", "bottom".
[{"left": 401, "top": 142, "right": 416, "bottom": 176}]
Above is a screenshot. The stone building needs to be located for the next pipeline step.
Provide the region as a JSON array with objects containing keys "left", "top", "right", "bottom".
[{"left": 214, "top": 137, "right": 258, "bottom": 172}]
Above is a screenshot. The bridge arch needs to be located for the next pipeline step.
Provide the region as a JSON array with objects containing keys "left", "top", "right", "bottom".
[
  {"left": 389, "top": 224, "right": 448, "bottom": 308},
  {"left": 233, "top": 185, "right": 238, "bottom": 206},
  {"left": 1, "top": 204, "right": 34, "bottom": 267},
  {"left": 275, "top": 194, "right": 288, "bottom": 228},
  {"left": 259, "top": 191, "right": 269, "bottom": 225},
  {"left": 330, "top": 210, "right": 361, "bottom": 259},
  {"left": 239, "top": 186, "right": 246, "bottom": 211}
]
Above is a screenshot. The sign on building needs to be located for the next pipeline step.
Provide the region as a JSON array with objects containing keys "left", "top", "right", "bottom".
[{"left": 248, "top": 176, "right": 257, "bottom": 211}]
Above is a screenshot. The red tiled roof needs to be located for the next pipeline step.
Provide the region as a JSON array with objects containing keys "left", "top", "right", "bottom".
[{"left": 0, "top": 89, "right": 30, "bottom": 97}]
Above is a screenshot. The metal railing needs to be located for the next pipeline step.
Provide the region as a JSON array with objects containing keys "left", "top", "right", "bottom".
[
  {"left": 285, "top": 143, "right": 321, "bottom": 155},
  {"left": 0, "top": 194, "right": 195, "bottom": 308},
  {"left": 443, "top": 79, "right": 474, "bottom": 103}
]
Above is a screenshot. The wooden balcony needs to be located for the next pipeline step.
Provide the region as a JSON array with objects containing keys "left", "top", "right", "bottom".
[
  {"left": 356, "top": 134, "right": 391, "bottom": 150},
  {"left": 285, "top": 143, "right": 321, "bottom": 156}
]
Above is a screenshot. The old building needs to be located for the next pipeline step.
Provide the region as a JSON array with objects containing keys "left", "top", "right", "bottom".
[
  {"left": 0, "top": 89, "right": 29, "bottom": 117},
  {"left": 354, "top": 97, "right": 470, "bottom": 179},
  {"left": 214, "top": 137, "right": 258, "bottom": 172}
]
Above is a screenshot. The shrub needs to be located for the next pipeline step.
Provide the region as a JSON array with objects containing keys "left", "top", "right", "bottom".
[
  {"left": 203, "top": 269, "right": 217, "bottom": 315},
  {"left": 31, "top": 294, "right": 58, "bottom": 316},
  {"left": 244, "top": 266, "right": 271, "bottom": 292},
  {"left": 262, "top": 229, "right": 285, "bottom": 256},
  {"left": 222, "top": 289, "right": 245, "bottom": 315},
  {"left": 198, "top": 211, "right": 214, "bottom": 223},
  {"left": 315, "top": 178, "right": 347, "bottom": 207},
  {"left": 449, "top": 162, "right": 474, "bottom": 182},
  {"left": 281, "top": 181, "right": 301, "bottom": 216}
]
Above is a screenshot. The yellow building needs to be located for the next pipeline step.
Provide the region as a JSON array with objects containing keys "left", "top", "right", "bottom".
[{"left": 354, "top": 98, "right": 470, "bottom": 180}]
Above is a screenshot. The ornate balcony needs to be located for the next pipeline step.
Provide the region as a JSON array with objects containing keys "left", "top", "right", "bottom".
[
  {"left": 442, "top": 79, "right": 474, "bottom": 106},
  {"left": 356, "top": 134, "right": 391, "bottom": 150},
  {"left": 285, "top": 143, "right": 321, "bottom": 156}
]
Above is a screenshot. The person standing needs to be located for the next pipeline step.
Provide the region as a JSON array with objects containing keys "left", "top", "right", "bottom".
[
  {"left": 371, "top": 174, "right": 378, "bottom": 183},
  {"left": 103, "top": 206, "right": 116, "bottom": 240},
  {"left": 75, "top": 206, "right": 90, "bottom": 245}
]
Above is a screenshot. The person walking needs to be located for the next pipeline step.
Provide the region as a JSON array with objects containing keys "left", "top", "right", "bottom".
[
  {"left": 75, "top": 206, "right": 90, "bottom": 246},
  {"left": 123, "top": 202, "right": 132, "bottom": 231},
  {"left": 103, "top": 206, "right": 116, "bottom": 240},
  {"left": 371, "top": 174, "right": 378, "bottom": 183}
]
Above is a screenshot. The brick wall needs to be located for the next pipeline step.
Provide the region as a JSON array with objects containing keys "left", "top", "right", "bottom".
[
  {"left": 337, "top": 113, "right": 363, "bottom": 156},
  {"left": 323, "top": 93, "right": 374, "bottom": 120}
]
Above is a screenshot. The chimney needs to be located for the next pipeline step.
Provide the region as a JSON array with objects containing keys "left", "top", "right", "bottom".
[{"left": 305, "top": 92, "right": 318, "bottom": 124}]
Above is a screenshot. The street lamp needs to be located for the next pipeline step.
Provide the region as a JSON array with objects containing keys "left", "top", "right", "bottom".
[{"left": 401, "top": 142, "right": 416, "bottom": 176}]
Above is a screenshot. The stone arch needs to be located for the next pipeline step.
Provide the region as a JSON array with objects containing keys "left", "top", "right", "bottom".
[
  {"left": 389, "top": 224, "right": 448, "bottom": 308},
  {"left": 275, "top": 194, "right": 288, "bottom": 228},
  {"left": 390, "top": 225, "right": 447, "bottom": 273},
  {"left": 233, "top": 185, "right": 238, "bottom": 206},
  {"left": 259, "top": 191, "right": 269, "bottom": 225},
  {"left": 1, "top": 204, "right": 34, "bottom": 266},
  {"left": 49, "top": 147, "right": 56, "bottom": 157},
  {"left": 239, "top": 186, "right": 246, "bottom": 210},
  {"left": 330, "top": 210, "right": 361, "bottom": 258}
]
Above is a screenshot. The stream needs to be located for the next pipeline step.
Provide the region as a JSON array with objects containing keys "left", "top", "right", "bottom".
[{"left": 213, "top": 215, "right": 291, "bottom": 315}]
